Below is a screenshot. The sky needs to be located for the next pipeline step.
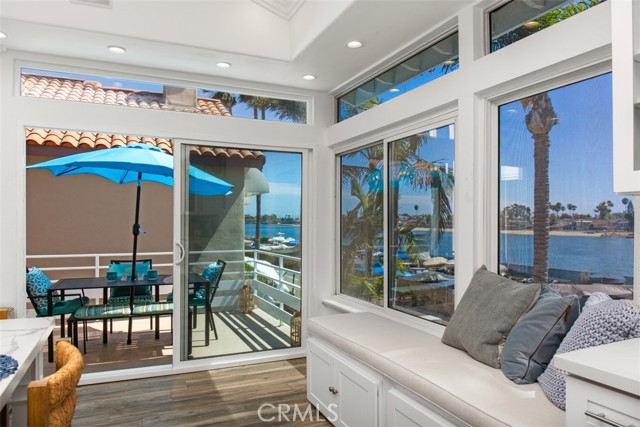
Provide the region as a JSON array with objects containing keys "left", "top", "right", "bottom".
[
  {"left": 244, "top": 151, "right": 302, "bottom": 218},
  {"left": 499, "top": 72, "right": 619, "bottom": 216},
  {"left": 341, "top": 125, "right": 455, "bottom": 216}
]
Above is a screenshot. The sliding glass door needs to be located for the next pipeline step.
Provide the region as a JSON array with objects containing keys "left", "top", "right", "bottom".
[{"left": 175, "top": 140, "right": 303, "bottom": 361}]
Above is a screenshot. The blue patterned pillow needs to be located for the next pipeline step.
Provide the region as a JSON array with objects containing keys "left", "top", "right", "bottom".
[
  {"left": 26, "top": 267, "right": 59, "bottom": 313},
  {"left": 201, "top": 262, "right": 223, "bottom": 284}
]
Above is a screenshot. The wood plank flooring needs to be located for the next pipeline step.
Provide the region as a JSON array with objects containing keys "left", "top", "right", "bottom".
[{"left": 73, "top": 358, "right": 331, "bottom": 427}]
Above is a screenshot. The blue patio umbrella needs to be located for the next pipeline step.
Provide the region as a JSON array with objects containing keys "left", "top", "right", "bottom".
[{"left": 27, "top": 142, "right": 233, "bottom": 279}]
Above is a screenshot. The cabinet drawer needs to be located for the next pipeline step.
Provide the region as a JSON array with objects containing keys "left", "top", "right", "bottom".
[
  {"left": 585, "top": 400, "right": 640, "bottom": 427},
  {"left": 566, "top": 376, "right": 640, "bottom": 427},
  {"left": 386, "top": 388, "right": 457, "bottom": 427}
]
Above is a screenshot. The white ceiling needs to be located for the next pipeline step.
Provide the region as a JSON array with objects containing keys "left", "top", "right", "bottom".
[{"left": 0, "top": 0, "right": 472, "bottom": 94}]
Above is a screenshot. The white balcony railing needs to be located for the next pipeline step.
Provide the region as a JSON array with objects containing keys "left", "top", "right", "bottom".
[{"left": 26, "top": 249, "right": 301, "bottom": 324}]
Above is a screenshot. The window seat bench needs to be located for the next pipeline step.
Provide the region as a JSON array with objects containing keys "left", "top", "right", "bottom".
[{"left": 307, "top": 312, "right": 564, "bottom": 427}]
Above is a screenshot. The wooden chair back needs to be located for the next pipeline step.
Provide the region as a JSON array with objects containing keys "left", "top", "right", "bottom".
[{"left": 27, "top": 340, "right": 84, "bottom": 427}]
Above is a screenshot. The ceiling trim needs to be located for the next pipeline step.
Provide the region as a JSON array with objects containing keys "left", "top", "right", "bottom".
[{"left": 251, "top": 0, "right": 306, "bottom": 21}]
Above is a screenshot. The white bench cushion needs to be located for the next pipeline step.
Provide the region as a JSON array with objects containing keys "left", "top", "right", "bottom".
[{"left": 308, "top": 312, "right": 564, "bottom": 427}]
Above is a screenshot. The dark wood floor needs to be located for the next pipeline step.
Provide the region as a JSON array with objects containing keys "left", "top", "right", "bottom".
[{"left": 73, "top": 358, "right": 331, "bottom": 427}]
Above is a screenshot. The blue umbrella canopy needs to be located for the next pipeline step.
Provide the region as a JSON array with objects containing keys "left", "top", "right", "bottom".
[
  {"left": 27, "top": 142, "right": 233, "bottom": 196},
  {"left": 27, "top": 142, "right": 234, "bottom": 280}
]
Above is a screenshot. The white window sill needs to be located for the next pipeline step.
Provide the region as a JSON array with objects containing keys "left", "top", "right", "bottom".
[{"left": 322, "top": 294, "right": 446, "bottom": 338}]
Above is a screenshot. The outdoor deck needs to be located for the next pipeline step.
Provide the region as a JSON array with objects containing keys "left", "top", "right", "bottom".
[{"left": 43, "top": 308, "right": 293, "bottom": 376}]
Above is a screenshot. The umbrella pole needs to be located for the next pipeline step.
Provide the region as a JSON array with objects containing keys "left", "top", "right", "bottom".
[{"left": 131, "top": 172, "right": 143, "bottom": 282}]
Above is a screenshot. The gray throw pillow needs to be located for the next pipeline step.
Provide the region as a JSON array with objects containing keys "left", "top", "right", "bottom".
[
  {"left": 538, "top": 299, "right": 640, "bottom": 410},
  {"left": 501, "top": 286, "right": 580, "bottom": 384},
  {"left": 441, "top": 266, "right": 541, "bottom": 368}
]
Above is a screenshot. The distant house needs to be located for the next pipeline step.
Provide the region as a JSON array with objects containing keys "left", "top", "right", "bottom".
[{"left": 571, "top": 220, "right": 594, "bottom": 231}]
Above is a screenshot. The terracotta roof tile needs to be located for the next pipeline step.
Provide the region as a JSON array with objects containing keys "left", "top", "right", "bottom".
[
  {"left": 25, "top": 128, "right": 265, "bottom": 162},
  {"left": 22, "top": 74, "right": 262, "bottom": 162},
  {"left": 21, "top": 74, "right": 231, "bottom": 117}
]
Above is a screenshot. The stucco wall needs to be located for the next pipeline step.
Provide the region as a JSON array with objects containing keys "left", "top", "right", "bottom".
[{"left": 26, "top": 154, "right": 174, "bottom": 279}]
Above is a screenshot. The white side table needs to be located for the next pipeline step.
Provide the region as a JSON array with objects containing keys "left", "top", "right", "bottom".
[
  {"left": 554, "top": 338, "right": 640, "bottom": 427},
  {"left": 0, "top": 317, "right": 55, "bottom": 426}
]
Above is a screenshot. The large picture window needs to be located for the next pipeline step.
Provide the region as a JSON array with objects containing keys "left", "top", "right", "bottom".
[{"left": 499, "top": 73, "right": 634, "bottom": 302}]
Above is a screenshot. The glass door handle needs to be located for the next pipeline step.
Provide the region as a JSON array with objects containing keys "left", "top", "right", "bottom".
[{"left": 175, "top": 242, "right": 185, "bottom": 264}]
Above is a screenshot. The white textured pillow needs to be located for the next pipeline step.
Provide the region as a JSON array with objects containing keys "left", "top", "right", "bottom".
[{"left": 538, "top": 299, "right": 640, "bottom": 409}]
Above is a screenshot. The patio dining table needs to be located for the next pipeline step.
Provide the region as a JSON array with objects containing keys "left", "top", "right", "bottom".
[{"left": 45, "top": 273, "right": 209, "bottom": 362}]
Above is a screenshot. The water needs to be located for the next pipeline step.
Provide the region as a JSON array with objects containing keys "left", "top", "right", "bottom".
[
  {"left": 250, "top": 225, "right": 634, "bottom": 279},
  {"left": 500, "top": 233, "right": 634, "bottom": 278}
]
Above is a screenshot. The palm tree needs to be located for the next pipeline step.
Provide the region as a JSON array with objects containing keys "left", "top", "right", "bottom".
[
  {"left": 340, "top": 146, "right": 384, "bottom": 303},
  {"left": 520, "top": 93, "right": 558, "bottom": 283},
  {"left": 566, "top": 203, "right": 577, "bottom": 218},
  {"left": 269, "top": 99, "right": 306, "bottom": 123},
  {"left": 201, "top": 90, "right": 237, "bottom": 114},
  {"left": 238, "top": 95, "right": 273, "bottom": 120}
]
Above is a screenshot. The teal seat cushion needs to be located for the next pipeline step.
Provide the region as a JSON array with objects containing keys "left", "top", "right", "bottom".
[
  {"left": 133, "top": 302, "right": 173, "bottom": 315},
  {"left": 166, "top": 292, "right": 207, "bottom": 307},
  {"left": 75, "top": 304, "right": 131, "bottom": 320},
  {"left": 188, "top": 295, "right": 208, "bottom": 307},
  {"left": 38, "top": 296, "right": 90, "bottom": 317},
  {"left": 26, "top": 267, "right": 60, "bottom": 312}
]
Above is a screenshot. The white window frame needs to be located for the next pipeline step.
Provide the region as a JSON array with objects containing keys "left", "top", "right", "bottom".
[{"left": 333, "top": 110, "right": 458, "bottom": 336}]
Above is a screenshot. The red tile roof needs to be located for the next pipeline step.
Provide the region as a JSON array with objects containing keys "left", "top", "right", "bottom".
[
  {"left": 25, "top": 128, "right": 265, "bottom": 161},
  {"left": 22, "top": 74, "right": 265, "bottom": 162},
  {"left": 21, "top": 74, "right": 232, "bottom": 117}
]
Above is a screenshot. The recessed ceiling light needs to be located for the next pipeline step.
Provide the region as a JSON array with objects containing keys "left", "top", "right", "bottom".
[
  {"left": 523, "top": 20, "right": 541, "bottom": 29},
  {"left": 0, "top": 32, "right": 7, "bottom": 39},
  {"left": 346, "top": 41, "right": 362, "bottom": 49},
  {"left": 216, "top": 62, "right": 231, "bottom": 69},
  {"left": 107, "top": 45, "right": 126, "bottom": 54},
  {"left": 389, "top": 88, "right": 400, "bottom": 93},
  {"left": 302, "top": 74, "right": 316, "bottom": 81}
]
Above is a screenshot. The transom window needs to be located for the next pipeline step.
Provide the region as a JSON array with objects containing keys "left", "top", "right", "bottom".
[
  {"left": 489, "top": 0, "right": 606, "bottom": 53},
  {"left": 20, "top": 68, "right": 308, "bottom": 124},
  {"left": 337, "top": 32, "right": 458, "bottom": 123}
]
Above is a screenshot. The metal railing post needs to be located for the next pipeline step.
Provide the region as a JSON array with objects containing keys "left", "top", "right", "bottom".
[{"left": 94, "top": 255, "right": 100, "bottom": 278}]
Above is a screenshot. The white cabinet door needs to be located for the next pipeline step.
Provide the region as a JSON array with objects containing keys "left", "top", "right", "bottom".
[
  {"left": 335, "top": 357, "right": 381, "bottom": 427},
  {"left": 308, "top": 339, "right": 337, "bottom": 418},
  {"left": 386, "top": 388, "right": 457, "bottom": 427},
  {"left": 308, "top": 338, "right": 381, "bottom": 426}
]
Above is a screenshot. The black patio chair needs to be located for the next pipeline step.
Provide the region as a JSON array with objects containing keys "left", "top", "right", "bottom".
[{"left": 26, "top": 266, "right": 88, "bottom": 339}]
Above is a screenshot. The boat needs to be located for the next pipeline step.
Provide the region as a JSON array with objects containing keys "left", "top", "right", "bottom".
[{"left": 246, "top": 232, "right": 300, "bottom": 254}]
